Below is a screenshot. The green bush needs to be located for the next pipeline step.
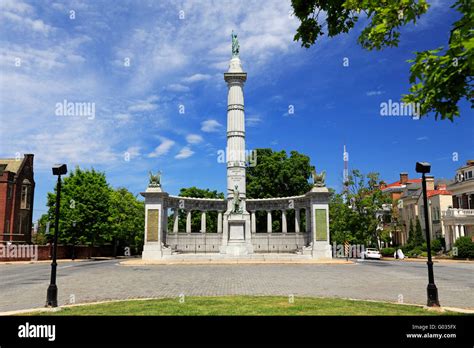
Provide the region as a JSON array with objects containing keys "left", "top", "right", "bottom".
[
  {"left": 420, "top": 251, "right": 428, "bottom": 257},
  {"left": 380, "top": 247, "right": 396, "bottom": 257},
  {"left": 406, "top": 247, "right": 423, "bottom": 258},
  {"left": 421, "top": 242, "right": 427, "bottom": 252},
  {"left": 431, "top": 239, "right": 443, "bottom": 252},
  {"left": 453, "top": 237, "right": 474, "bottom": 258}
]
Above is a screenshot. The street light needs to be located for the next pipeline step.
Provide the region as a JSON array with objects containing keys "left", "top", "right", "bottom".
[
  {"left": 415, "top": 161, "right": 440, "bottom": 307},
  {"left": 46, "top": 164, "right": 67, "bottom": 307}
]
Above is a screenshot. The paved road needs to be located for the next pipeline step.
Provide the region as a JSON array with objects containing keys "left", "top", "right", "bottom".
[{"left": 0, "top": 259, "right": 473, "bottom": 312}]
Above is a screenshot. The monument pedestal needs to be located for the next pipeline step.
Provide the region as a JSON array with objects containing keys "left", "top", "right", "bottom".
[
  {"left": 142, "top": 242, "right": 172, "bottom": 260},
  {"left": 220, "top": 213, "right": 254, "bottom": 255}
]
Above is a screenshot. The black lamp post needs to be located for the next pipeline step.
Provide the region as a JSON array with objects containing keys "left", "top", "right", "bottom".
[
  {"left": 415, "top": 162, "right": 440, "bottom": 307},
  {"left": 46, "top": 163, "right": 67, "bottom": 307}
]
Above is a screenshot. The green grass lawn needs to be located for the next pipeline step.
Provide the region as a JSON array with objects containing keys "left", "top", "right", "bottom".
[{"left": 29, "top": 296, "right": 461, "bottom": 316}]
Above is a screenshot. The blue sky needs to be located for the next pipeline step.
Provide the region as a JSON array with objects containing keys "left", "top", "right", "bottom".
[{"left": 0, "top": 0, "right": 472, "bottom": 221}]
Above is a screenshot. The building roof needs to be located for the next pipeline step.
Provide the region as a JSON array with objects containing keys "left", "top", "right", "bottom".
[
  {"left": 0, "top": 159, "right": 23, "bottom": 174},
  {"left": 427, "top": 190, "right": 452, "bottom": 198},
  {"left": 381, "top": 178, "right": 422, "bottom": 192}
]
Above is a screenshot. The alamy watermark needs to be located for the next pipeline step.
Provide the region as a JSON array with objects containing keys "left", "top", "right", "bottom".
[
  {"left": 380, "top": 99, "right": 421, "bottom": 119},
  {"left": 217, "top": 149, "right": 257, "bottom": 167},
  {"left": 0, "top": 243, "right": 38, "bottom": 261},
  {"left": 55, "top": 99, "right": 96, "bottom": 120},
  {"left": 332, "top": 242, "right": 365, "bottom": 258}
]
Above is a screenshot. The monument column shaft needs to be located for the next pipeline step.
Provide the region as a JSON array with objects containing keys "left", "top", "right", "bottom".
[{"left": 224, "top": 57, "right": 247, "bottom": 213}]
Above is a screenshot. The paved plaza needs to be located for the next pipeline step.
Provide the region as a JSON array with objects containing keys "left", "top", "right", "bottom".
[{"left": 1, "top": 259, "right": 473, "bottom": 313}]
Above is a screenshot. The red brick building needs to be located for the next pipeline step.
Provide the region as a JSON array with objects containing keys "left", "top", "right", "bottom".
[{"left": 0, "top": 154, "right": 35, "bottom": 243}]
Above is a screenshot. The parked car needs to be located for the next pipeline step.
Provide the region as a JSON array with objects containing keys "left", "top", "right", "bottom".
[{"left": 361, "top": 248, "right": 381, "bottom": 260}]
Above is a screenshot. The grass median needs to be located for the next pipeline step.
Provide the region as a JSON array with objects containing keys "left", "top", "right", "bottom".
[{"left": 28, "top": 296, "right": 461, "bottom": 316}]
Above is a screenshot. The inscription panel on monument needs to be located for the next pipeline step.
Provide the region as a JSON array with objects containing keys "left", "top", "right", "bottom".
[
  {"left": 147, "top": 209, "right": 159, "bottom": 242},
  {"left": 229, "top": 222, "right": 245, "bottom": 240},
  {"left": 315, "top": 209, "right": 328, "bottom": 241},
  {"left": 227, "top": 167, "right": 245, "bottom": 192}
]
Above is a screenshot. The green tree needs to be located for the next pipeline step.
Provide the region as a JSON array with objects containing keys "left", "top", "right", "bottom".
[
  {"left": 291, "top": 0, "right": 473, "bottom": 120},
  {"left": 47, "top": 167, "right": 112, "bottom": 246},
  {"left": 173, "top": 187, "right": 224, "bottom": 233},
  {"left": 453, "top": 236, "right": 474, "bottom": 258},
  {"left": 107, "top": 188, "right": 145, "bottom": 255},
  {"left": 246, "top": 148, "right": 313, "bottom": 231},
  {"left": 407, "top": 219, "right": 415, "bottom": 244},
  {"left": 413, "top": 218, "right": 425, "bottom": 247},
  {"left": 330, "top": 169, "right": 391, "bottom": 247},
  {"left": 246, "top": 149, "right": 313, "bottom": 198},
  {"left": 32, "top": 213, "right": 50, "bottom": 245}
]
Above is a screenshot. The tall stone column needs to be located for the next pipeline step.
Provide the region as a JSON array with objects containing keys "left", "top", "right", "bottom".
[
  {"left": 186, "top": 211, "right": 192, "bottom": 233},
  {"left": 173, "top": 208, "right": 179, "bottom": 233},
  {"left": 282, "top": 210, "right": 287, "bottom": 233},
  {"left": 220, "top": 32, "right": 253, "bottom": 256},
  {"left": 251, "top": 211, "right": 256, "bottom": 233},
  {"left": 217, "top": 212, "right": 223, "bottom": 233},
  {"left": 295, "top": 209, "right": 300, "bottom": 233},
  {"left": 305, "top": 208, "right": 310, "bottom": 233},
  {"left": 267, "top": 211, "right": 272, "bottom": 233},
  {"left": 200, "top": 211, "right": 206, "bottom": 233}
]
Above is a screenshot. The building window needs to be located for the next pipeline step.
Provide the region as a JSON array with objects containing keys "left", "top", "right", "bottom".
[
  {"left": 5, "top": 219, "right": 10, "bottom": 233},
  {"left": 20, "top": 185, "right": 30, "bottom": 209},
  {"left": 7, "top": 185, "right": 12, "bottom": 199}
]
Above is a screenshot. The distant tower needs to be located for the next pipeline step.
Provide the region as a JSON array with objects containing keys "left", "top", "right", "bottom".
[{"left": 343, "top": 145, "right": 349, "bottom": 197}]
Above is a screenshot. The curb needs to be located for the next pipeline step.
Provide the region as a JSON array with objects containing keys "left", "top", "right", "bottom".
[{"left": 119, "top": 259, "right": 355, "bottom": 266}]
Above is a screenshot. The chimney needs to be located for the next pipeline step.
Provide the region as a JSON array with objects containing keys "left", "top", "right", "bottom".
[
  {"left": 437, "top": 183, "right": 447, "bottom": 190},
  {"left": 425, "top": 175, "right": 435, "bottom": 191},
  {"left": 400, "top": 172, "right": 408, "bottom": 185}
]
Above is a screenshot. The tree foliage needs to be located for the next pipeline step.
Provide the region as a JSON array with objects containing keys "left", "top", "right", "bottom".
[
  {"left": 246, "top": 149, "right": 313, "bottom": 199},
  {"left": 43, "top": 167, "right": 144, "bottom": 254},
  {"left": 173, "top": 187, "right": 224, "bottom": 232},
  {"left": 107, "top": 188, "right": 145, "bottom": 254},
  {"left": 291, "top": 0, "right": 473, "bottom": 120},
  {"left": 329, "top": 169, "right": 391, "bottom": 247},
  {"left": 47, "top": 167, "right": 112, "bottom": 246}
]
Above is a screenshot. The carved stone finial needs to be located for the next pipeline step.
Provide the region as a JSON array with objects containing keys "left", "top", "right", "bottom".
[
  {"left": 148, "top": 171, "right": 161, "bottom": 187},
  {"left": 311, "top": 168, "right": 326, "bottom": 187}
]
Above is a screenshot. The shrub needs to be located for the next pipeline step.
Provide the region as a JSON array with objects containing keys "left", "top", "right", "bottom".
[
  {"left": 453, "top": 237, "right": 474, "bottom": 258},
  {"left": 406, "top": 247, "right": 423, "bottom": 258},
  {"left": 421, "top": 251, "right": 428, "bottom": 257},
  {"left": 381, "top": 247, "right": 396, "bottom": 257},
  {"left": 421, "top": 242, "right": 427, "bottom": 252},
  {"left": 431, "top": 239, "right": 443, "bottom": 252}
]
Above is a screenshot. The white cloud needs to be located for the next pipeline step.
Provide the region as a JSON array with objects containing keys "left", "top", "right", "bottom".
[
  {"left": 128, "top": 96, "right": 158, "bottom": 112},
  {"left": 246, "top": 115, "right": 262, "bottom": 127},
  {"left": 166, "top": 83, "right": 190, "bottom": 92},
  {"left": 183, "top": 73, "right": 212, "bottom": 83},
  {"left": 366, "top": 90, "right": 385, "bottom": 96},
  {"left": 417, "top": 136, "right": 429, "bottom": 141},
  {"left": 1, "top": 9, "right": 53, "bottom": 36},
  {"left": 175, "top": 146, "right": 194, "bottom": 159},
  {"left": 186, "top": 134, "right": 203, "bottom": 144},
  {"left": 148, "top": 138, "right": 175, "bottom": 158},
  {"left": 201, "top": 119, "right": 223, "bottom": 132},
  {"left": 125, "top": 146, "right": 140, "bottom": 158}
]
